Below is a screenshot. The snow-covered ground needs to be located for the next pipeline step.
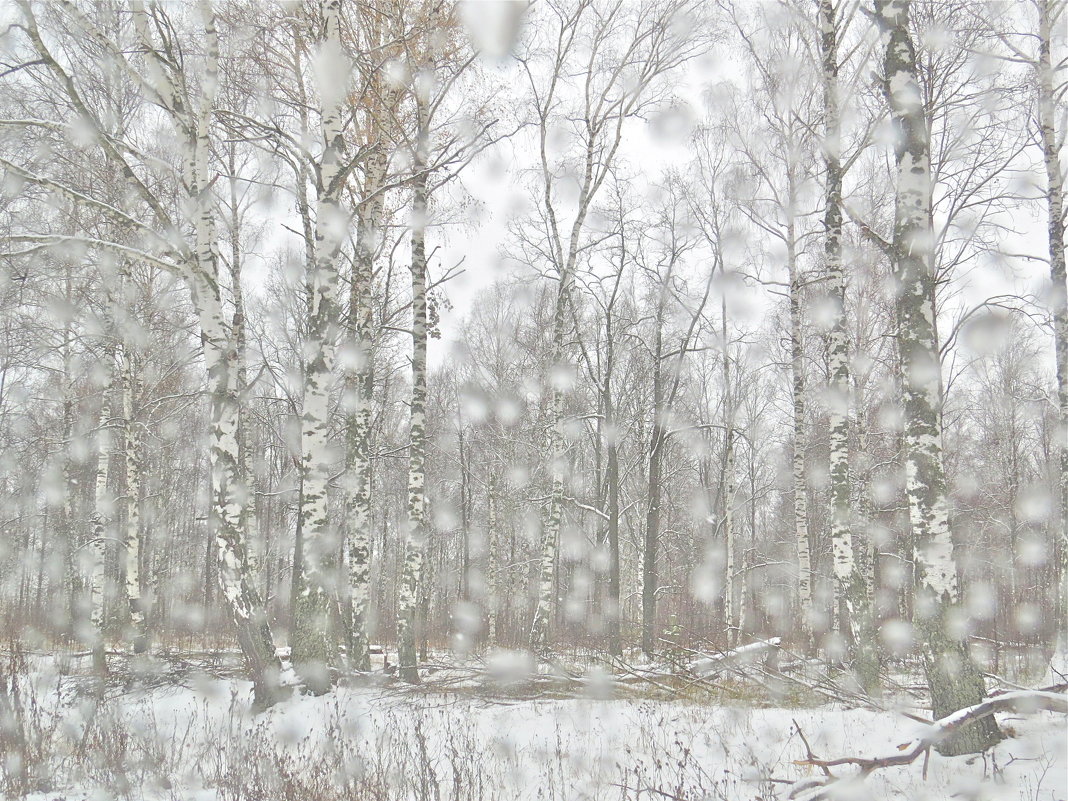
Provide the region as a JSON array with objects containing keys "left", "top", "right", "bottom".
[{"left": 9, "top": 657, "right": 1066, "bottom": 801}]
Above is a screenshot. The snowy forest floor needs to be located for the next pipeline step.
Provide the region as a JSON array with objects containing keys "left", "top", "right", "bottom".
[{"left": 4, "top": 649, "right": 1065, "bottom": 801}]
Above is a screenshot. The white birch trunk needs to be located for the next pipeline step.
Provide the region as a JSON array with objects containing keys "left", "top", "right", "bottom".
[
  {"left": 345, "top": 140, "right": 388, "bottom": 673},
  {"left": 183, "top": 0, "right": 286, "bottom": 708},
  {"left": 724, "top": 430, "right": 737, "bottom": 645},
  {"left": 721, "top": 306, "right": 737, "bottom": 644},
  {"left": 292, "top": 0, "right": 349, "bottom": 691},
  {"left": 398, "top": 87, "right": 431, "bottom": 683},
  {"left": 529, "top": 274, "right": 571, "bottom": 652},
  {"left": 228, "top": 151, "right": 261, "bottom": 588},
  {"left": 122, "top": 343, "right": 146, "bottom": 653},
  {"left": 788, "top": 235, "right": 814, "bottom": 641},
  {"left": 486, "top": 477, "right": 499, "bottom": 648},
  {"left": 88, "top": 386, "right": 112, "bottom": 673},
  {"left": 822, "top": 0, "right": 855, "bottom": 611},
  {"left": 1037, "top": 0, "right": 1068, "bottom": 682},
  {"left": 821, "top": 0, "right": 878, "bottom": 689},
  {"left": 529, "top": 194, "right": 591, "bottom": 654},
  {"left": 875, "top": 0, "right": 999, "bottom": 754}
]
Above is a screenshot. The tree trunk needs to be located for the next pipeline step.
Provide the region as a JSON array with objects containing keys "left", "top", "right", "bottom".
[
  {"left": 122, "top": 344, "right": 147, "bottom": 654},
  {"left": 188, "top": 2, "right": 285, "bottom": 710},
  {"left": 821, "top": 0, "right": 878, "bottom": 691},
  {"left": 127, "top": 0, "right": 289, "bottom": 708},
  {"left": 398, "top": 90, "right": 431, "bottom": 684},
  {"left": 292, "top": 0, "right": 348, "bottom": 692},
  {"left": 875, "top": 0, "right": 999, "bottom": 755},
  {"left": 1038, "top": 0, "right": 1068, "bottom": 680},
  {"left": 721, "top": 304, "right": 737, "bottom": 645},
  {"left": 788, "top": 233, "right": 814, "bottom": 646},
  {"left": 198, "top": 276, "right": 285, "bottom": 709},
  {"left": 88, "top": 384, "right": 112, "bottom": 675},
  {"left": 605, "top": 402, "right": 622, "bottom": 658},
  {"left": 345, "top": 116, "right": 389, "bottom": 676},
  {"left": 642, "top": 319, "right": 666, "bottom": 657},
  {"left": 229, "top": 145, "right": 261, "bottom": 590},
  {"left": 530, "top": 268, "right": 573, "bottom": 653},
  {"left": 486, "top": 476, "right": 499, "bottom": 648}
]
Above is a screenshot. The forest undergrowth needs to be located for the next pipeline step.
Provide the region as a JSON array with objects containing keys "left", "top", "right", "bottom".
[{"left": 0, "top": 643, "right": 1062, "bottom": 801}]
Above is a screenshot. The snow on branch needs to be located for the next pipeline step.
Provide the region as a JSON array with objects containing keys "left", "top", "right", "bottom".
[{"left": 2, "top": 234, "right": 183, "bottom": 276}]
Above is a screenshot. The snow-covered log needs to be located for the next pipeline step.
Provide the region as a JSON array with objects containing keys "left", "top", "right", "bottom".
[
  {"left": 620, "top": 637, "right": 782, "bottom": 683},
  {"left": 687, "top": 637, "right": 781, "bottom": 677}
]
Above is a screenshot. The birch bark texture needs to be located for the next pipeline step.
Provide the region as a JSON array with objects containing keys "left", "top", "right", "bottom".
[
  {"left": 722, "top": 424, "right": 737, "bottom": 643},
  {"left": 398, "top": 81, "right": 432, "bottom": 684},
  {"left": 820, "top": 0, "right": 878, "bottom": 689},
  {"left": 875, "top": 0, "right": 1000, "bottom": 755},
  {"left": 787, "top": 232, "right": 814, "bottom": 643},
  {"left": 722, "top": 302, "right": 739, "bottom": 647},
  {"left": 122, "top": 343, "right": 146, "bottom": 653},
  {"left": 1037, "top": 0, "right": 1068, "bottom": 678},
  {"left": 188, "top": 4, "right": 286, "bottom": 709},
  {"left": 88, "top": 377, "right": 112, "bottom": 674},
  {"left": 343, "top": 148, "right": 383, "bottom": 672},
  {"left": 345, "top": 124, "right": 387, "bottom": 675},
  {"left": 344, "top": 3, "right": 398, "bottom": 673},
  {"left": 292, "top": 0, "right": 350, "bottom": 693}
]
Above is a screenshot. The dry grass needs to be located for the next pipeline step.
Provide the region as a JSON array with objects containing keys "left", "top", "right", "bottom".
[{"left": 0, "top": 646, "right": 769, "bottom": 801}]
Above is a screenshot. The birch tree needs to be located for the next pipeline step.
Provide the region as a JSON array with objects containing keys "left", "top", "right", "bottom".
[
  {"left": 4, "top": 0, "right": 287, "bottom": 708},
  {"left": 874, "top": 0, "right": 1000, "bottom": 755},
  {"left": 122, "top": 340, "right": 146, "bottom": 653},
  {"left": 729, "top": 10, "right": 821, "bottom": 643},
  {"left": 1031, "top": 0, "right": 1068, "bottom": 678},
  {"left": 393, "top": 0, "right": 494, "bottom": 682},
  {"left": 397, "top": 61, "right": 433, "bottom": 685},
  {"left": 819, "top": 0, "right": 879, "bottom": 690},
  {"left": 87, "top": 363, "right": 112, "bottom": 675},
  {"left": 343, "top": 0, "right": 402, "bottom": 674},
  {"left": 288, "top": 0, "right": 353, "bottom": 694},
  {"left": 521, "top": 0, "right": 705, "bottom": 654}
]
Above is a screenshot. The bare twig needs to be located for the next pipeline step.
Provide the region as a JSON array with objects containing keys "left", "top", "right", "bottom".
[{"left": 788, "top": 690, "right": 1068, "bottom": 800}]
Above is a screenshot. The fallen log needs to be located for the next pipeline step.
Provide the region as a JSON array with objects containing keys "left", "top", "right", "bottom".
[
  {"left": 621, "top": 637, "right": 782, "bottom": 683},
  {"left": 787, "top": 689, "right": 1068, "bottom": 801},
  {"left": 687, "top": 637, "right": 781, "bottom": 677}
]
